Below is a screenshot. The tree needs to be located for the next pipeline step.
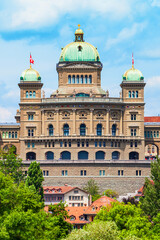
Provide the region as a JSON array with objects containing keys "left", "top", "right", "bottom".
[
  {"left": 140, "top": 157, "right": 160, "bottom": 218},
  {"left": 95, "top": 202, "right": 152, "bottom": 239},
  {"left": 103, "top": 189, "right": 119, "bottom": 199},
  {"left": 0, "top": 146, "right": 24, "bottom": 184},
  {"left": 63, "top": 221, "right": 120, "bottom": 240},
  {"left": 122, "top": 197, "right": 139, "bottom": 206},
  {"left": 49, "top": 201, "right": 69, "bottom": 218},
  {"left": 0, "top": 172, "right": 72, "bottom": 240},
  {"left": 26, "top": 161, "right": 44, "bottom": 200},
  {"left": 83, "top": 179, "right": 100, "bottom": 201}
]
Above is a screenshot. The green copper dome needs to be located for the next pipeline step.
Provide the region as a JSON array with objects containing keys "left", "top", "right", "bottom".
[
  {"left": 20, "top": 67, "right": 41, "bottom": 82},
  {"left": 59, "top": 26, "right": 100, "bottom": 62},
  {"left": 123, "top": 67, "right": 144, "bottom": 81}
]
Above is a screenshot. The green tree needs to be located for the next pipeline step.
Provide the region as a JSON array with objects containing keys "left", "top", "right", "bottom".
[
  {"left": 0, "top": 172, "right": 72, "bottom": 240},
  {"left": 26, "top": 161, "right": 44, "bottom": 200},
  {"left": 63, "top": 221, "right": 120, "bottom": 240},
  {"left": 103, "top": 189, "right": 119, "bottom": 199},
  {"left": 49, "top": 201, "right": 69, "bottom": 218},
  {"left": 140, "top": 157, "right": 160, "bottom": 218},
  {"left": 95, "top": 202, "right": 152, "bottom": 239},
  {"left": 83, "top": 179, "right": 100, "bottom": 201},
  {"left": 0, "top": 146, "right": 24, "bottom": 184}
]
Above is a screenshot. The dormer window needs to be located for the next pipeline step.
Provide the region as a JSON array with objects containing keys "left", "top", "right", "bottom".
[{"left": 78, "top": 45, "right": 82, "bottom": 51}]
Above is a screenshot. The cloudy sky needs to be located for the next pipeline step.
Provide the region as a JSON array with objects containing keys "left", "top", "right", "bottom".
[{"left": 0, "top": 0, "right": 160, "bottom": 121}]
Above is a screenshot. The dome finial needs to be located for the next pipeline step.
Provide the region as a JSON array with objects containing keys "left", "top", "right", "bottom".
[
  {"left": 132, "top": 52, "right": 134, "bottom": 69},
  {"left": 75, "top": 25, "right": 84, "bottom": 42},
  {"left": 78, "top": 24, "right": 81, "bottom": 29}
]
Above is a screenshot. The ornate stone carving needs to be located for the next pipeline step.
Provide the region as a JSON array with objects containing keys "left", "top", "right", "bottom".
[
  {"left": 111, "top": 111, "right": 120, "bottom": 120},
  {"left": 61, "top": 111, "right": 70, "bottom": 119},
  {"left": 78, "top": 110, "right": 89, "bottom": 119},
  {"left": 94, "top": 110, "right": 105, "bottom": 119},
  {"left": 47, "top": 111, "right": 55, "bottom": 119}
]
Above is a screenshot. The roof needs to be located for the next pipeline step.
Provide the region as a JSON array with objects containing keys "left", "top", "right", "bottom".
[
  {"left": 144, "top": 116, "right": 160, "bottom": 122},
  {"left": 0, "top": 123, "right": 20, "bottom": 126},
  {"left": 66, "top": 207, "right": 89, "bottom": 225},
  {"left": 20, "top": 66, "right": 41, "bottom": 82},
  {"left": 135, "top": 180, "right": 154, "bottom": 197},
  {"left": 123, "top": 67, "right": 143, "bottom": 82},
  {"left": 84, "top": 196, "right": 116, "bottom": 215},
  {"left": 43, "top": 186, "right": 89, "bottom": 195}
]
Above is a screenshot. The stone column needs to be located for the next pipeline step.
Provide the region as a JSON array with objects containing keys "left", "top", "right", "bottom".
[
  {"left": 106, "top": 110, "right": 110, "bottom": 135},
  {"left": 42, "top": 110, "right": 45, "bottom": 135},
  {"left": 72, "top": 109, "right": 76, "bottom": 135},
  {"left": 120, "top": 110, "right": 123, "bottom": 135},
  {"left": 56, "top": 109, "right": 59, "bottom": 136},
  {"left": 90, "top": 109, "right": 94, "bottom": 135}
]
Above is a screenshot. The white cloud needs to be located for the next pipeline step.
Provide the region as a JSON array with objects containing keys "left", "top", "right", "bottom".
[
  {"left": 0, "top": 107, "right": 15, "bottom": 122},
  {"left": 106, "top": 22, "right": 147, "bottom": 50},
  {"left": 146, "top": 76, "right": 160, "bottom": 86},
  {"left": 150, "top": 0, "right": 160, "bottom": 7},
  {"left": 0, "top": 0, "right": 134, "bottom": 30},
  {"left": 140, "top": 49, "right": 160, "bottom": 59}
]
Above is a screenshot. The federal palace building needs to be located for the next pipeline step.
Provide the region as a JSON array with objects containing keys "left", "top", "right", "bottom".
[{"left": 0, "top": 26, "right": 160, "bottom": 194}]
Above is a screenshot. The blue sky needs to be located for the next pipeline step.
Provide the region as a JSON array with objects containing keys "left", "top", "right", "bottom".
[{"left": 0, "top": 0, "right": 160, "bottom": 121}]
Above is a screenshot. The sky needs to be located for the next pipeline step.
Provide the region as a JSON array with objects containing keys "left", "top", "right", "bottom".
[{"left": 0, "top": 0, "right": 160, "bottom": 122}]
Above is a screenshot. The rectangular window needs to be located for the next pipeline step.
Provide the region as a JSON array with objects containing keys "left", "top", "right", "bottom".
[
  {"left": 99, "top": 142, "right": 102, "bottom": 147},
  {"left": 103, "top": 141, "right": 106, "bottom": 147},
  {"left": 95, "top": 142, "right": 97, "bottom": 147},
  {"left": 86, "top": 141, "right": 89, "bottom": 147},
  {"left": 84, "top": 170, "right": 86, "bottom": 176},
  {"left": 74, "top": 190, "right": 78, "bottom": 194},
  {"left": 31, "top": 129, "right": 34, "bottom": 137},
  {"left": 118, "top": 142, "right": 120, "bottom": 147},
  {"left": 52, "top": 142, "right": 55, "bottom": 147},
  {"left": 77, "top": 142, "right": 80, "bottom": 147},
  {"left": 151, "top": 131, "right": 153, "bottom": 138},
  {"left": 80, "top": 170, "right": 86, "bottom": 176},
  {"left": 46, "top": 171, "right": 49, "bottom": 176},
  {"left": 111, "top": 142, "right": 113, "bottom": 147},
  {"left": 118, "top": 170, "right": 123, "bottom": 176},
  {"left": 131, "top": 114, "right": 136, "bottom": 121},
  {"left": 65, "top": 170, "right": 68, "bottom": 176},
  {"left": 136, "top": 170, "right": 141, "bottom": 176},
  {"left": 144, "top": 131, "right": 146, "bottom": 138},
  {"left": 81, "top": 196, "right": 83, "bottom": 200},
  {"left": 64, "top": 142, "right": 67, "bottom": 147},
  {"left": 81, "top": 203, "right": 83, "bottom": 206},
  {"left": 82, "top": 142, "right": 84, "bottom": 147},
  {"left": 100, "top": 170, "right": 105, "bottom": 176},
  {"left": 32, "top": 142, "right": 35, "bottom": 148},
  {"left": 69, "top": 142, "right": 71, "bottom": 147},
  {"left": 131, "top": 129, "right": 133, "bottom": 136},
  {"left": 27, "top": 142, "right": 30, "bottom": 148},
  {"left": 69, "top": 196, "right": 71, "bottom": 200},
  {"left": 43, "top": 171, "right": 45, "bottom": 176},
  {"left": 28, "top": 114, "right": 34, "bottom": 120},
  {"left": 60, "top": 142, "right": 63, "bottom": 147},
  {"left": 80, "top": 170, "right": 83, "bottom": 176},
  {"left": 154, "top": 131, "right": 156, "bottom": 138},
  {"left": 28, "top": 129, "right": 30, "bottom": 137},
  {"left": 157, "top": 131, "right": 159, "bottom": 138},
  {"left": 15, "top": 132, "right": 17, "bottom": 138},
  {"left": 115, "top": 142, "right": 117, "bottom": 147},
  {"left": 147, "top": 131, "right": 150, "bottom": 138},
  {"left": 135, "top": 141, "right": 137, "bottom": 147},
  {"left": 62, "top": 170, "right": 64, "bottom": 176},
  {"left": 45, "top": 142, "right": 47, "bottom": 148},
  {"left": 130, "top": 142, "right": 133, "bottom": 147},
  {"left": 62, "top": 170, "right": 67, "bottom": 176}
]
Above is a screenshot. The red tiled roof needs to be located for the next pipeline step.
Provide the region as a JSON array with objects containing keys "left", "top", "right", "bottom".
[
  {"left": 43, "top": 186, "right": 74, "bottom": 194},
  {"left": 66, "top": 207, "right": 89, "bottom": 224},
  {"left": 144, "top": 116, "right": 160, "bottom": 122},
  {"left": 135, "top": 180, "right": 154, "bottom": 197},
  {"left": 84, "top": 196, "right": 117, "bottom": 215}
]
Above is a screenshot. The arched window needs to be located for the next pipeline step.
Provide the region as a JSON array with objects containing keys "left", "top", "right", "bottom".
[
  {"left": 78, "top": 151, "right": 88, "bottom": 160},
  {"left": 112, "top": 124, "right": 116, "bottom": 136},
  {"left": 2, "top": 132, "right": 5, "bottom": 138},
  {"left": 129, "top": 152, "right": 139, "bottom": 160},
  {"left": 85, "top": 75, "right": 87, "bottom": 84},
  {"left": 6, "top": 132, "right": 8, "bottom": 138},
  {"left": 26, "top": 91, "right": 29, "bottom": 98},
  {"left": 136, "top": 91, "right": 138, "bottom": 98},
  {"left": 81, "top": 75, "right": 83, "bottom": 84},
  {"left": 96, "top": 151, "right": 105, "bottom": 160},
  {"left": 68, "top": 75, "right": 71, "bottom": 84},
  {"left": 49, "top": 124, "right": 53, "bottom": 136},
  {"left": 132, "top": 91, "right": 135, "bottom": 98},
  {"left": 128, "top": 91, "right": 131, "bottom": 98},
  {"left": 80, "top": 124, "right": 86, "bottom": 136},
  {"left": 15, "top": 132, "right": 17, "bottom": 138},
  {"left": 61, "top": 151, "right": 71, "bottom": 160},
  {"left": 89, "top": 75, "right": 92, "bottom": 84},
  {"left": 9, "top": 132, "right": 11, "bottom": 138},
  {"left": 26, "top": 152, "right": 36, "bottom": 160},
  {"left": 33, "top": 91, "right": 36, "bottom": 98},
  {"left": 46, "top": 151, "right": 54, "bottom": 160},
  {"left": 29, "top": 91, "right": 32, "bottom": 98},
  {"left": 112, "top": 151, "right": 120, "bottom": 160},
  {"left": 72, "top": 75, "right": 75, "bottom": 84},
  {"left": 97, "top": 124, "right": 102, "bottom": 136},
  {"left": 77, "top": 75, "right": 79, "bottom": 84},
  {"left": 12, "top": 132, "right": 14, "bottom": 138},
  {"left": 63, "top": 124, "right": 69, "bottom": 136}
]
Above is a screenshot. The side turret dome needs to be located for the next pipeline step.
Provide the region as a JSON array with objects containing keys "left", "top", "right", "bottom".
[
  {"left": 59, "top": 25, "right": 100, "bottom": 62},
  {"left": 20, "top": 66, "right": 41, "bottom": 82},
  {"left": 122, "top": 55, "right": 144, "bottom": 81}
]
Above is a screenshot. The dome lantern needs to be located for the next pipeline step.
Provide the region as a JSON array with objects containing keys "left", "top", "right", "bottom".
[{"left": 75, "top": 24, "right": 84, "bottom": 42}]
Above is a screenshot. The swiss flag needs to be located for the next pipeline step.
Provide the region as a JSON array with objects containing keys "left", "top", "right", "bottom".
[{"left": 30, "top": 54, "right": 34, "bottom": 64}]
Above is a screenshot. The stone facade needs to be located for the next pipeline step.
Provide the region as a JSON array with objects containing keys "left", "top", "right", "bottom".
[{"left": 0, "top": 26, "right": 158, "bottom": 194}]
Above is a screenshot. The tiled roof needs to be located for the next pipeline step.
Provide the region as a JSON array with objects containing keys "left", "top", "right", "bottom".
[
  {"left": 0, "top": 122, "right": 20, "bottom": 126},
  {"left": 135, "top": 180, "right": 154, "bottom": 197},
  {"left": 66, "top": 207, "right": 89, "bottom": 224},
  {"left": 144, "top": 116, "right": 160, "bottom": 122},
  {"left": 84, "top": 196, "right": 116, "bottom": 215},
  {"left": 43, "top": 186, "right": 74, "bottom": 194}
]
